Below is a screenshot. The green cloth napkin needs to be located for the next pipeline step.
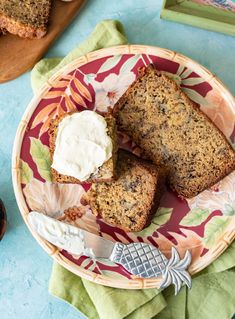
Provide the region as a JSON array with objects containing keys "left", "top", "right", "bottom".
[
  {"left": 31, "top": 20, "right": 127, "bottom": 92},
  {"left": 31, "top": 19, "right": 235, "bottom": 319}
]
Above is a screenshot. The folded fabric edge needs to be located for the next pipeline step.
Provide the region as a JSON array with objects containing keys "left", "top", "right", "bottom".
[
  {"left": 126, "top": 293, "right": 167, "bottom": 319},
  {"left": 82, "top": 277, "right": 165, "bottom": 319},
  {"left": 49, "top": 262, "right": 99, "bottom": 319},
  {"left": 31, "top": 19, "right": 128, "bottom": 93}
]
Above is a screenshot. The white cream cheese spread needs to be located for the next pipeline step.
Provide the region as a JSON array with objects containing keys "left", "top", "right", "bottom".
[
  {"left": 28, "top": 211, "right": 94, "bottom": 257},
  {"left": 51, "top": 111, "right": 113, "bottom": 181}
]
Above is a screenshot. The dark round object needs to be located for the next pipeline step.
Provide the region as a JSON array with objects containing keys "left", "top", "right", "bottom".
[{"left": 0, "top": 199, "right": 7, "bottom": 240}]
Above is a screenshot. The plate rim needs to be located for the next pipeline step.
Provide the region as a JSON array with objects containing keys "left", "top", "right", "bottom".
[{"left": 12, "top": 44, "right": 235, "bottom": 289}]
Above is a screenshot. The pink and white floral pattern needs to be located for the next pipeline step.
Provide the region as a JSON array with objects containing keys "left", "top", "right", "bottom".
[
  {"left": 91, "top": 72, "right": 136, "bottom": 113},
  {"left": 23, "top": 179, "right": 87, "bottom": 218},
  {"left": 192, "top": 0, "right": 235, "bottom": 12},
  {"left": 187, "top": 171, "right": 235, "bottom": 215},
  {"left": 200, "top": 89, "right": 235, "bottom": 138}
]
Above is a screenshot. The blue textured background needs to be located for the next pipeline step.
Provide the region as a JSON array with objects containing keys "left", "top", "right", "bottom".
[{"left": 0, "top": 1, "right": 235, "bottom": 318}]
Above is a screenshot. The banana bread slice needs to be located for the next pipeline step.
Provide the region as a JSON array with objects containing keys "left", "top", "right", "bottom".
[
  {"left": 0, "top": 0, "right": 51, "bottom": 38},
  {"left": 113, "top": 64, "right": 235, "bottom": 198},
  {"left": 83, "top": 150, "right": 165, "bottom": 232},
  {"left": 0, "top": 28, "right": 7, "bottom": 35},
  {"left": 49, "top": 112, "right": 118, "bottom": 184}
]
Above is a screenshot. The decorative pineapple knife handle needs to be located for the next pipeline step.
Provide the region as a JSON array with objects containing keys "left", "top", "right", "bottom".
[{"left": 110, "top": 242, "right": 192, "bottom": 295}]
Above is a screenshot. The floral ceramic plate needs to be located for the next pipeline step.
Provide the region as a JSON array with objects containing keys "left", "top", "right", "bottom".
[
  {"left": 12, "top": 45, "right": 235, "bottom": 289},
  {"left": 192, "top": 0, "right": 235, "bottom": 12}
]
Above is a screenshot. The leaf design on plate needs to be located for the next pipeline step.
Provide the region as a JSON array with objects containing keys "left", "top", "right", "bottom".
[
  {"left": 180, "top": 208, "right": 211, "bottom": 226},
  {"left": 182, "top": 88, "right": 209, "bottom": 106},
  {"left": 164, "top": 72, "right": 181, "bottom": 86},
  {"left": 119, "top": 54, "right": 141, "bottom": 74},
  {"left": 70, "top": 86, "right": 87, "bottom": 108},
  {"left": 52, "top": 75, "right": 73, "bottom": 88},
  {"left": 32, "top": 100, "right": 67, "bottom": 137},
  {"left": 40, "top": 110, "right": 62, "bottom": 138},
  {"left": 180, "top": 68, "right": 193, "bottom": 79},
  {"left": 63, "top": 74, "right": 74, "bottom": 81},
  {"left": 64, "top": 93, "right": 77, "bottom": 112},
  {"left": 52, "top": 80, "right": 71, "bottom": 88},
  {"left": 34, "top": 78, "right": 91, "bottom": 136},
  {"left": 97, "top": 258, "right": 117, "bottom": 267},
  {"left": 80, "top": 258, "right": 97, "bottom": 271},
  {"left": 223, "top": 203, "right": 235, "bottom": 216},
  {"left": 182, "top": 77, "right": 205, "bottom": 86},
  {"left": 133, "top": 223, "right": 157, "bottom": 237},
  {"left": 176, "top": 64, "right": 185, "bottom": 76},
  {"left": 84, "top": 73, "right": 96, "bottom": 85},
  {"left": 43, "top": 90, "right": 64, "bottom": 100},
  {"left": 30, "top": 138, "right": 52, "bottom": 182},
  {"left": 134, "top": 207, "right": 173, "bottom": 237},
  {"left": 88, "top": 262, "right": 97, "bottom": 272},
  {"left": 34, "top": 73, "right": 91, "bottom": 136},
  {"left": 31, "top": 103, "right": 59, "bottom": 129},
  {"left": 73, "top": 77, "right": 92, "bottom": 102},
  {"left": 97, "top": 55, "right": 122, "bottom": 74},
  {"left": 80, "top": 258, "right": 92, "bottom": 268},
  {"left": 202, "top": 216, "right": 231, "bottom": 249},
  {"left": 101, "top": 270, "right": 128, "bottom": 279},
  {"left": 20, "top": 159, "right": 33, "bottom": 184},
  {"left": 154, "top": 207, "right": 173, "bottom": 225}
]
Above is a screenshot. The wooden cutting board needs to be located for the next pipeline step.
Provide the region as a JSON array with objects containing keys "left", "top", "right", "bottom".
[{"left": 0, "top": 0, "right": 85, "bottom": 83}]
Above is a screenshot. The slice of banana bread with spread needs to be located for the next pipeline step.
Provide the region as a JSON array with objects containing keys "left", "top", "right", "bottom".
[
  {"left": 0, "top": 0, "right": 51, "bottom": 38},
  {"left": 83, "top": 150, "right": 165, "bottom": 232},
  {"left": 49, "top": 112, "right": 118, "bottom": 184},
  {"left": 113, "top": 64, "right": 235, "bottom": 198}
]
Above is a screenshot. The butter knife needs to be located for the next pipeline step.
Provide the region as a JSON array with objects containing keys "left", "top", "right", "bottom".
[{"left": 28, "top": 211, "right": 192, "bottom": 294}]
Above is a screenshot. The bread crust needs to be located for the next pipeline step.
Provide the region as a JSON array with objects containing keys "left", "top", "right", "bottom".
[{"left": 0, "top": 13, "right": 46, "bottom": 38}]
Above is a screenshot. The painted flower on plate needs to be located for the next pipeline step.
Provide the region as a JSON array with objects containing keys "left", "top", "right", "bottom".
[
  {"left": 23, "top": 179, "right": 87, "bottom": 218},
  {"left": 200, "top": 89, "right": 235, "bottom": 138},
  {"left": 60, "top": 209, "right": 100, "bottom": 235},
  {"left": 23, "top": 179, "right": 99, "bottom": 234},
  {"left": 192, "top": 0, "right": 235, "bottom": 12},
  {"left": 153, "top": 229, "right": 203, "bottom": 262},
  {"left": 91, "top": 72, "right": 136, "bottom": 113},
  {"left": 186, "top": 171, "right": 235, "bottom": 216}
]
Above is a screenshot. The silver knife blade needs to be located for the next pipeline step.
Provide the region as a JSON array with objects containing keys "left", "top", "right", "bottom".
[
  {"left": 28, "top": 211, "right": 114, "bottom": 258},
  {"left": 82, "top": 228, "right": 114, "bottom": 258}
]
